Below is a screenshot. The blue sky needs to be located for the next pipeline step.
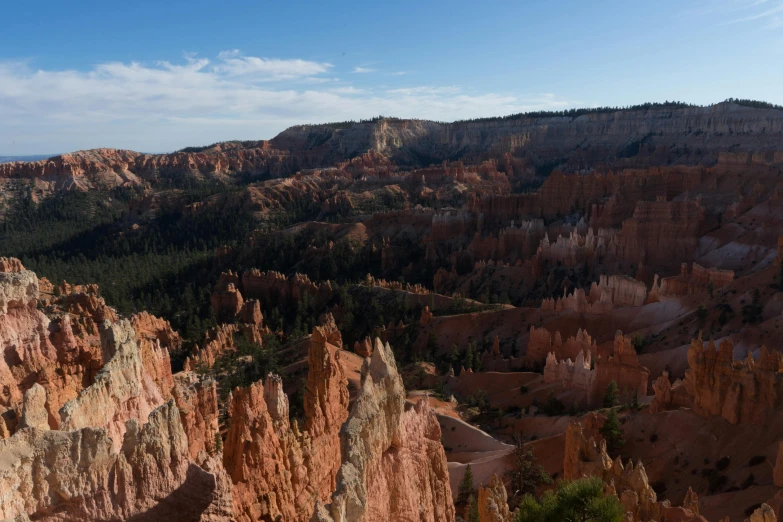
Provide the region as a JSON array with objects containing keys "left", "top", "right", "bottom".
[{"left": 1, "top": 0, "right": 782, "bottom": 154}]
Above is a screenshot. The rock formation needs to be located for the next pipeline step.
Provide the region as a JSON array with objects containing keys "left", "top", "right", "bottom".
[
  {"left": 525, "top": 325, "right": 596, "bottom": 365},
  {"left": 649, "top": 263, "right": 734, "bottom": 301},
  {"left": 59, "top": 319, "right": 168, "bottom": 451},
  {"left": 543, "top": 349, "right": 594, "bottom": 393},
  {"left": 541, "top": 275, "right": 647, "bottom": 314},
  {"left": 684, "top": 335, "right": 783, "bottom": 424},
  {"left": 477, "top": 474, "right": 512, "bottom": 522},
  {"left": 564, "top": 416, "right": 706, "bottom": 522},
  {"left": 0, "top": 400, "right": 234, "bottom": 521},
  {"left": 312, "top": 338, "right": 455, "bottom": 522},
  {"left": 649, "top": 371, "right": 692, "bottom": 414},
  {"left": 591, "top": 331, "right": 650, "bottom": 407}
]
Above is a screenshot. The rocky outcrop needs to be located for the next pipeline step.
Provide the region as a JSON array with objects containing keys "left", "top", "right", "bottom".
[
  {"left": 544, "top": 349, "right": 594, "bottom": 392},
  {"left": 18, "top": 383, "right": 49, "bottom": 430},
  {"left": 241, "top": 269, "right": 333, "bottom": 309},
  {"left": 541, "top": 275, "right": 647, "bottom": 314},
  {"left": 0, "top": 260, "right": 38, "bottom": 313},
  {"left": 0, "top": 292, "right": 233, "bottom": 521},
  {"left": 0, "top": 263, "right": 117, "bottom": 434},
  {"left": 465, "top": 219, "right": 546, "bottom": 263},
  {"left": 684, "top": 335, "right": 783, "bottom": 424},
  {"left": 183, "top": 322, "right": 263, "bottom": 372},
  {"left": 564, "top": 416, "right": 706, "bottom": 522},
  {"left": 649, "top": 263, "right": 734, "bottom": 301},
  {"left": 745, "top": 504, "right": 777, "bottom": 522},
  {"left": 172, "top": 372, "right": 220, "bottom": 459},
  {"left": 477, "top": 474, "right": 512, "bottom": 522},
  {"left": 223, "top": 325, "right": 349, "bottom": 522},
  {"left": 312, "top": 338, "right": 455, "bottom": 522},
  {"left": 649, "top": 371, "right": 692, "bottom": 414},
  {"left": 354, "top": 337, "right": 373, "bottom": 358},
  {"left": 592, "top": 331, "right": 649, "bottom": 406},
  {"left": 525, "top": 326, "right": 596, "bottom": 365},
  {"left": 0, "top": 400, "right": 234, "bottom": 521},
  {"left": 211, "top": 283, "right": 245, "bottom": 320},
  {"left": 59, "top": 319, "right": 168, "bottom": 451}
]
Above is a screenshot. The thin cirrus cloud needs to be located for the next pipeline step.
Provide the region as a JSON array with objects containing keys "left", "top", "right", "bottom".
[
  {"left": 213, "top": 49, "right": 333, "bottom": 79},
  {"left": 679, "top": 0, "right": 783, "bottom": 23},
  {"left": 352, "top": 66, "right": 376, "bottom": 73},
  {"left": 0, "top": 51, "right": 573, "bottom": 154}
]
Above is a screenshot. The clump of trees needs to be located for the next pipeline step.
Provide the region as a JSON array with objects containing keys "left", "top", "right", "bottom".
[{"left": 514, "top": 476, "right": 625, "bottom": 522}]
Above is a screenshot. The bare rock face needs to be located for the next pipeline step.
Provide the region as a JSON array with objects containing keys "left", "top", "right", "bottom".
[
  {"left": 223, "top": 326, "right": 349, "bottom": 522},
  {"left": 0, "top": 400, "right": 234, "bottom": 521},
  {"left": 591, "top": 331, "right": 650, "bottom": 407},
  {"left": 684, "top": 335, "right": 783, "bottom": 424},
  {"left": 0, "top": 262, "right": 38, "bottom": 313},
  {"left": 0, "top": 262, "right": 111, "bottom": 433},
  {"left": 544, "top": 349, "right": 594, "bottom": 394},
  {"left": 312, "top": 313, "right": 344, "bottom": 350},
  {"left": 649, "top": 263, "right": 734, "bottom": 301},
  {"left": 477, "top": 474, "right": 512, "bottom": 522},
  {"left": 541, "top": 275, "right": 646, "bottom": 315},
  {"left": 649, "top": 371, "right": 692, "bottom": 414},
  {"left": 526, "top": 326, "right": 596, "bottom": 365},
  {"left": 354, "top": 337, "right": 373, "bottom": 358},
  {"left": 18, "top": 384, "right": 49, "bottom": 430},
  {"left": 211, "top": 282, "right": 245, "bottom": 320},
  {"left": 0, "top": 257, "right": 25, "bottom": 273},
  {"left": 420, "top": 305, "right": 434, "bottom": 326},
  {"left": 183, "top": 323, "right": 264, "bottom": 372},
  {"left": 172, "top": 372, "right": 220, "bottom": 459},
  {"left": 312, "top": 338, "right": 455, "bottom": 522},
  {"left": 59, "top": 319, "right": 168, "bottom": 451},
  {"left": 746, "top": 504, "right": 777, "bottom": 522}
]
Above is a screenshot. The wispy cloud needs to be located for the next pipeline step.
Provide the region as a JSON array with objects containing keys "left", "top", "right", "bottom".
[
  {"left": 390, "top": 71, "right": 409, "bottom": 76},
  {"left": 678, "top": 0, "right": 783, "bottom": 25},
  {"left": 0, "top": 52, "right": 574, "bottom": 154},
  {"left": 352, "top": 66, "right": 376, "bottom": 73},
  {"left": 213, "top": 50, "right": 332, "bottom": 80},
  {"left": 725, "top": 1, "right": 783, "bottom": 23}
]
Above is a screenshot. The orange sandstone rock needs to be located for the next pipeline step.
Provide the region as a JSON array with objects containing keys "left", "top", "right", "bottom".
[
  {"left": 477, "top": 474, "right": 512, "bottom": 522},
  {"left": 313, "top": 339, "right": 455, "bottom": 522}
]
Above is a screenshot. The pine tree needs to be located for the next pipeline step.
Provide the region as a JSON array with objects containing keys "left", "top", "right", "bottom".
[
  {"left": 450, "top": 344, "right": 461, "bottom": 373},
  {"left": 599, "top": 409, "right": 625, "bottom": 454},
  {"left": 466, "top": 495, "right": 480, "bottom": 522},
  {"left": 457, "top": 464, "right": 475, "bottom": 505},
  {"left": 603, "top": 381, "right": 619, "bottom": 408},
  {"left": 463, "top": 342, "right": 476, "bottom": 371},
  {"left": 213, "top": 431, "right": 223, "bottom": 455},
  {"left": 505, "top": 436, "right": 552, "bottom": 499}
]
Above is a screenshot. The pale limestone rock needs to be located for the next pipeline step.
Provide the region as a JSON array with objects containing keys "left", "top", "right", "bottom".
[
  {"left": 0, "top": 267, "right": 38, "bottom": 314},
  {"left": 59, "top": 319, "right": 166, "bottom": 451},
  {"left": 18, "top": 384, "right": 48, "bottom": 430}
]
